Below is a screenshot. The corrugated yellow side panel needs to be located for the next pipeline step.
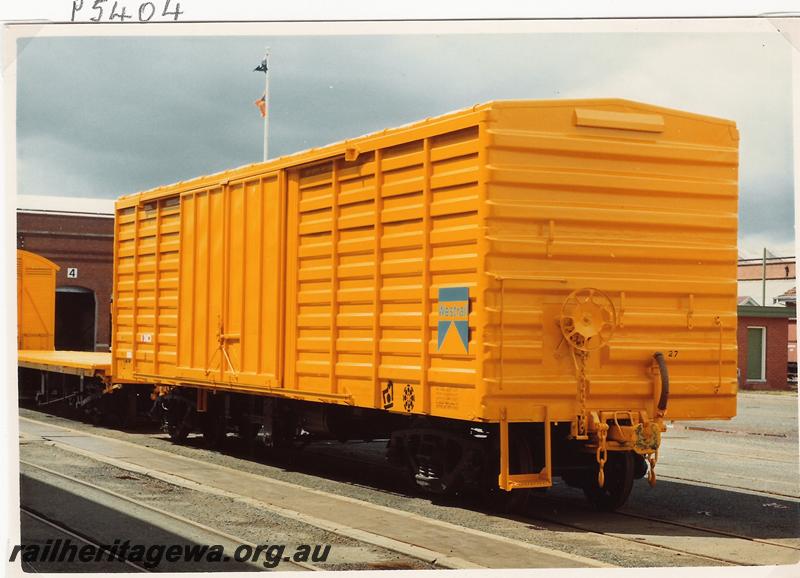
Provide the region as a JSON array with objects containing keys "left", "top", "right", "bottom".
[
  {"left": 112, "top": 105, "right": 489, "bottom": 414},
  {"left": 479, "top": 100, "right": 739, "bottom": 423},
  {"left": 112, "top": 197, "right": 182, "bottom": 381},
  {"left": 17, "top": 250, "right": 59, "bottom": 350},
  {"left": 282, "top": 124, "right": 482, "bottom": 412}
]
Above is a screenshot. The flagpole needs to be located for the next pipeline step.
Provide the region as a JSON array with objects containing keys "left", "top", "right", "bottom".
[
  {"left": 762, "top": 247, "right": 767, "bottom": 306},
  {"left": 263, "top": 47, "right": 270, "bottom": 162}
]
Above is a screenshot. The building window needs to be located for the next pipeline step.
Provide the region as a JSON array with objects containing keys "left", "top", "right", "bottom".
[{"left": 746, "top": 326, "right": 767, "bottom": 382}]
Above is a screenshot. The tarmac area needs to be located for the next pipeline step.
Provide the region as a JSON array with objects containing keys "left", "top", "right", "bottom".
[{"left": 15, "top": 390, "right": 800, "bottom": 571}]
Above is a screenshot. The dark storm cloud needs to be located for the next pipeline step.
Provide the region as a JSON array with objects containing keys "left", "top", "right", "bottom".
[
  {"left": 18, "top": 36, "right": 268, "bottom": 194},
  {"left": 16, "top": 31, "right": 795, "bottom": 254}
]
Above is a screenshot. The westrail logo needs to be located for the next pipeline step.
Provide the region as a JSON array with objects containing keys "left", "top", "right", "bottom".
[{"left": 437, "top": 287, "right": 469, "bottom": 353}]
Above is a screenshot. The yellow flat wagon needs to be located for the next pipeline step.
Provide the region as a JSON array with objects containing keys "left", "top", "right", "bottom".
[
  {"left": 16, "top": 249, "right": 145, "bottom": 416},
  {"left": 111, "top": 99, "right": 739, "bottom": 510}
]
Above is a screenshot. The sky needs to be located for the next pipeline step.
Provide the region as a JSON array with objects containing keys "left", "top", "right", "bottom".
[{"left": 14, "top": 30, "right": 795, "bottom": 258}]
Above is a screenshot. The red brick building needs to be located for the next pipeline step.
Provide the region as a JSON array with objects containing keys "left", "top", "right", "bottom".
[
  {"left": 775, "top": 287, "right": 797, "bottom": 365},
  {"left": 17, "top": 196, "right": 115, "bottom": 352},
  {"left": 737, "top": 305, "right": 793, "bottom": 390}
]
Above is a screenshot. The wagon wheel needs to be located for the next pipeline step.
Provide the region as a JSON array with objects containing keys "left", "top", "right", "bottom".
[
  {"left": 201, "top": 413, "right": 226, "bottom": 448},
  {"left": 559, "top": 287, "right": 617, "bottom": 352},
  {"left": 162, "top": 395, "right": 194, "bottom": 443},
  {"left": 201, "top": 395, "right": 227, "bottom": 448},
  {"left": 583, "top": 451, "right": 635, "bottom": 511}
]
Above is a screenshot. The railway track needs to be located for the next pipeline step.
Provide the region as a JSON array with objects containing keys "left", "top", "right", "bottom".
[
  {"left": 521, "top": 492, "right": 800, "bottom": 566},
  {"left": 616, "top": 507, "right": 800, "bottom": 553},
  {"left": 293, "top": 439, "right": 800, "bottom": 566},
  {"left": 256, "top": 429, "right": 800, "bottom": 566},
  {"left": 18, "top": 411, "right": 800, "bottom": 568},
  {"left": 20, "top": 461, "right": 321, "bottom": 572},
  {"left": 21, "top": 506, "right": 151, "bottom": 573},
  {"left": 656, "top": 473, "right": 799, "bottom": 500},
  {"left": 19, "top": 415, "right": 607, "bottom": 570}
]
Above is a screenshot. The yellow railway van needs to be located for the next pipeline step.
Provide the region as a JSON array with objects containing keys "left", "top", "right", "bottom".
[
  {"left": 16, "top": 250, "right": 133, "bottom": 413},
  {"left": 75, "top": 99, "right": 741, "bottom": 510},
  {"left": 17, "top": 250, "right": 59, "bottom": 351}
]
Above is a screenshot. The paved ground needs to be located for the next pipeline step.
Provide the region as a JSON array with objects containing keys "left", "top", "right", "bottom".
[
  {"left": 18, "top": 441, "right": 438, "bottom": 572},
  {"left": 662, "top": 391, "right": 798, "bottom": 497},
  {"left": 682, "top": 391, "right": 799, "bottom": 439},
  {"left": 548, "top": 392, "right": 799, "bottom": 546},
  {"left": 14, "top": 390, "right": 800, "bottom": 570},
  {"left": 17, "top": 420, "right": 614, "bottom": 570}
]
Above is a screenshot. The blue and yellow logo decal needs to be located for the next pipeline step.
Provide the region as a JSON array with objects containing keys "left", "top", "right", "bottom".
[{"left": 437, "top": 287, "right": 470, "bottom": 354}]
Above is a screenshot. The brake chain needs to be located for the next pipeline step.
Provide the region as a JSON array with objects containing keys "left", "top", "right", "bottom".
[
  {"left": 647, "top": 448, "right": 659, "bottom": 487},
  {"left": 595, "top": 421, "right": 609, "bottom": 487},
  {"left": 571, "top": 347, "right": 589, "bottom": 438}
]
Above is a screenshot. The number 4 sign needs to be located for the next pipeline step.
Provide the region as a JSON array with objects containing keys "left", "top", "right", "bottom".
[{"left": 67, "top": 268, "right": 78, "bottom": 279}]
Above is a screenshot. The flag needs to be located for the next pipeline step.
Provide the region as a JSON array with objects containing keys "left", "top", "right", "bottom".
[
  {"left": 254, "top": 58, "right": 268, "bottom": 73},
  {"left": 254, "top": 94, "right": 267, "bottom": 118}
]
